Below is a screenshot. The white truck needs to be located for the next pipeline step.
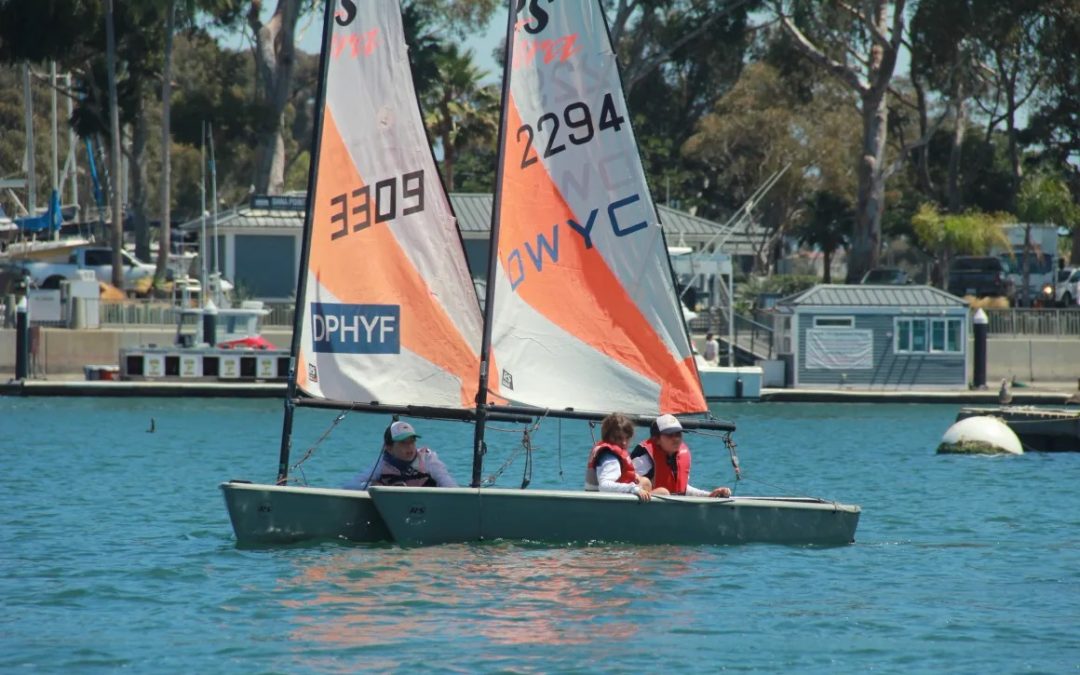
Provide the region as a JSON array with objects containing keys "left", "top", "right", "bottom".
[
  {"left": 23, "top": 246, "right": 157, "bottom": 293},
  {"left": 996, "top": 224, "right": 1060, "bottom": 306}
]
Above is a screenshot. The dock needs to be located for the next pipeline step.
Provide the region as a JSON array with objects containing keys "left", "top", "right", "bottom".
[{"left": 955, "top": 406, "right": 1080, "bottom": 452}]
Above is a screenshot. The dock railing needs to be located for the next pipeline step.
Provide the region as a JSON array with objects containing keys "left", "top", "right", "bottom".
[
  {"left": 96, "top": 300, "right": 296, "bottom": 327},
  {"left": 985, "top": 308, "right": 1080, "bottom": 336}
]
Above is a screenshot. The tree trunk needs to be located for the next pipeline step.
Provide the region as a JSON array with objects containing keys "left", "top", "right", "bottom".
[
  {"left": 249, "top": 0, "right": 300, "bottom": 196},
  {"left": 946, "top": 84, "right": 966, "bottom": 213},
  {"left": 822, "top": 248, "right": 832, "bottom": 284},
  {"left": 130, "top": 107, "right": 151, "bottom": 265},
  {"left": 849, "top": 86, "right": 889, "bottom": 283},
  {"left": 912, "top": 77, "right": 933, "bottom": 197},
  {"left": 155, "top": 0, "right": 176, "bottom": 290},
  {"left": 104, "top": 0, "right": 124, "bottom": 289}
]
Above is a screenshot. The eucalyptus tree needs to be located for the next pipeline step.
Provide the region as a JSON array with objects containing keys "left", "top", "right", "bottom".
[
  {"left": 770, "top": 0, "right": 907, "bottom": 283},
  {"left": 683, "top": 62, "right": 859, "bottom": 273},
  {"left": 908, "top": 0, "right": 984, "bottom": 213},
  {"left": 1026, "top": 0, "right": 1080, "bottom": 262},
  {"left": 606, "top": 0, "right": 759, "bottom": 217}
]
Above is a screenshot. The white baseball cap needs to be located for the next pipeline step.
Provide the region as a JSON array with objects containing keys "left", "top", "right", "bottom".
[
  {"left": 387, "top": 421, "right": 421, "bottom": 442},
  {"left": 654, "top": 414, "right": 683, "bottom": 435}
]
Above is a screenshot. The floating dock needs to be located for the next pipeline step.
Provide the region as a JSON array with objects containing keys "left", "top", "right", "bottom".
[{"left": 956, "top": 407, "right": 1080, "bottom": 452}]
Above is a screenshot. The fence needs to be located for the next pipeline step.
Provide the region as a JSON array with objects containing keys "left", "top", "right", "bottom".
[
  {"left": 94, "top": 300, "right": 297, "bottom": 327},
  {"left": 985, "top": 309, "right": 1080, "bottom": 337}
]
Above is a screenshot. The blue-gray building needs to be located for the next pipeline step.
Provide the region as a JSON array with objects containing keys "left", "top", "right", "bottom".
[{"left": 774, "top": 285, "right": 970, "bottom": 388}]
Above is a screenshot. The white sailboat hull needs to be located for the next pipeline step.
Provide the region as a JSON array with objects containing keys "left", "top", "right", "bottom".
[
  {"left": 220, "top": 481, "right": 390, "bottom": 545},
  {"left": 366, "top": 486, "right": 861, "bottom": 547}
]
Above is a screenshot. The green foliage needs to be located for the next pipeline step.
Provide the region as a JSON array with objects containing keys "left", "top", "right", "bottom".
[
  {"left": 910, "top": 203, "right": 1012, "bottom": 256},
  {"left": 1016, "top": 173, "right": 1079, "bottom": 228}
]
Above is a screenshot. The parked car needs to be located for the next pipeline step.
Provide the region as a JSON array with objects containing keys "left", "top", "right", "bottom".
[
  {"left": 860, "top": 267, "right": 909, "bottom": 285},
  {"left": 1056, "top": 267, "right": 1080, "bottom": 307},
  {"left": 947, "top": 256, "right": 1014, "bottom": 300},
  {"left": 22, "top": 245, "right": 158, "bottom": 293}
]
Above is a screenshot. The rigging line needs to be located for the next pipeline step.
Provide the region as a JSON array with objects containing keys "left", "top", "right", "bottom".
[
  {"left": 482, "top": 411, "right": 548, "bottom": 487},
  {"left": 287, "top": 407, "right": 353, "bottom": 483},
  {"left": 735, "top": 473, "right": 829, "bottom": 503}
]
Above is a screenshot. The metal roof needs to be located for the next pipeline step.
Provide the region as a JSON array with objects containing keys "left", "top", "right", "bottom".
[
  {"left": 450, "top": 194, "right": 763, "bottom": 255},
  {"left": 178, "top": 193, "right": 766, "bottom": 256},
  {"left": 779, "top": 284, "right": 969, "bottom": 308}
]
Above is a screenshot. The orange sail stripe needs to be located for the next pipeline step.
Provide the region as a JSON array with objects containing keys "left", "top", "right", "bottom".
[
  {"left": 497, "top": 96, "right": 704, "bottom": 413},
  {"left": 305, "top": 111, "right": 480, "bottom": 407}
]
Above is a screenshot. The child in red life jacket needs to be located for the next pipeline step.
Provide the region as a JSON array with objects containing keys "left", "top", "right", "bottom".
[
  {"left": 585, "top": 413, "right": 654, "bottom": 502},
  {"left": 630, "top": 414, "right": 732, "bottom": 498},
  {"left": 343, "top": 420, "right": 458, "bottom": 490}
]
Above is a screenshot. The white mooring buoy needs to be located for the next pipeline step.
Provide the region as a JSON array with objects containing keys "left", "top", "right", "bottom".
[{"left": 937, "top": 416, "right": 1023, "bottom": 455}]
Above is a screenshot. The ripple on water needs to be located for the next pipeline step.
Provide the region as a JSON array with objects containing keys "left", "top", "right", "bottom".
[{"left": 3, "top": 399, "right": 1079, "bottom": 673}]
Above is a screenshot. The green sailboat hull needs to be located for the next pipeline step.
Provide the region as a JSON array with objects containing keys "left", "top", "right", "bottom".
[
  {"left": 220, "top": 481, "right": 390, "bottom": 545},
  {"left": 366, "top": 486, "right": 861, "bottom": 547}
]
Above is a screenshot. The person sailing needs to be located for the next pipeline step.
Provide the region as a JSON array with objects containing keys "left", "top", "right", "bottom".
[
  {"left": 343, "top": 420, "right": 458, "bottom": 490},
  {"left": 585, "top": 413, "right": 653, "bottom": 502},
  {"left": 630, "top": 414, "right": 732, "bottom": 498}
]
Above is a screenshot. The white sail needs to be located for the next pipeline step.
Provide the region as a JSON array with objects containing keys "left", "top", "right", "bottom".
[
  {"left": 487, "top": 1, "right": 705, "bottom": 416},
  {"left": 296, "top": 0, "right": 483, "bottom": 409}
]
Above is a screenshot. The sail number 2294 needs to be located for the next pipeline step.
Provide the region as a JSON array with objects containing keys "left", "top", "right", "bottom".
[
  {"left": 517, "top": 93, "right": 625, "bottom": 170},
  {"left": 328, "top": 169, "right": 425, "bottom": 241}
]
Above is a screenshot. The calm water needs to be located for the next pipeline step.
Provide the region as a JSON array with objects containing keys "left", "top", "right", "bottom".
[{"left": 2, "top": 397, "right": 1077, "bottom": 673}]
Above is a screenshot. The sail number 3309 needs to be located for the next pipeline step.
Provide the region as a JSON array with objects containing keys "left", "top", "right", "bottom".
[
  {"left": 328, "top": 169, "right": 425, "bottom": 241},
  {"left": 517, "top": 93, "right": 625, "bottom": 170}
]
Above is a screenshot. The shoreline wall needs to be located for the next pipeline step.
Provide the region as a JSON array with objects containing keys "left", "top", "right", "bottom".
[{"left": 0, "top": 328, "right": 1077, "bottom": 385}]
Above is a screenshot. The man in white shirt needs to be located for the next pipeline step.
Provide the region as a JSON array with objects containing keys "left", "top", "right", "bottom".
[{"left": 343, "top": 420, "right": 458, "bottom": 490}]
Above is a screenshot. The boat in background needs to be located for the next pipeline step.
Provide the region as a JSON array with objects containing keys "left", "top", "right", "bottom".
[{"left": 367, "top": 0, "right": 859, "bottom": 546}]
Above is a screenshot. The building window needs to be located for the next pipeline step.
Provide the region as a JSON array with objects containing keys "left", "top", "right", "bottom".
[
  {"left": 896, "top": 317, "right": 963, "bottom": 354},
  {"left": 814, "top": 316, "right": 854, "bottom": 328}
]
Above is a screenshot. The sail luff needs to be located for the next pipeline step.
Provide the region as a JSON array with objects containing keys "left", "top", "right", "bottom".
[
  {"left": 470, "top": 0, "right": 521, "bottom": 488},
  {"left": 276, "top": 0, "right": 336, "bottom": 485}
]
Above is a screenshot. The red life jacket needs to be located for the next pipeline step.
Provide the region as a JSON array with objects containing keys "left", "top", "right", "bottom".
[
  {"left": 586, "top": 441, "right": 638, "bottom": 486},
  {"left": 639, "top": 438, "right": 690, "bottom": 495}
]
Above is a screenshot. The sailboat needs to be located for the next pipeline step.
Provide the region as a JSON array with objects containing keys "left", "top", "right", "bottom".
[
  {"left": 221, "top": 0, "right": 495, "bottom": 545},
  {"left": 222, "top": 0, "right": 860, "bottom": 548},
  {"left": 364, "top": 1, "right": 860, "bottom": 546}
]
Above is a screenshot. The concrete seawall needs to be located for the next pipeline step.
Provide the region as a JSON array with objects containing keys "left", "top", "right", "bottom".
[{"left": 1, "top": 327, "right": 1077, "bottom": 384}]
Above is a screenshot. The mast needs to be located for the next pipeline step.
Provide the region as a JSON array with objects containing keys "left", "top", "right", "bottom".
[
  {"left": 209, "top": 122, "right": 220, "bottom": 304},
  {"left": 276, "top": 0, "right": 335, "bottom": 484},
  {"left": 200, "top": 122, "right": 208, "bottom": 298},
  {"left": 23, "top": 63, "right": 36, "bottom": 218},
  {"left": 470, "top": 0, "right": 519, "bottom": 488}
]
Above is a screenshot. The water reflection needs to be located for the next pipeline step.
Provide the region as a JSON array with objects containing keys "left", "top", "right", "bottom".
[{"left": 282, "top": 544, "right": 705, "bottom": 652}]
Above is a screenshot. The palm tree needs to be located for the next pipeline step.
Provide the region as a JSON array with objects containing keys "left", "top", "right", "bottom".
[
  {"left": 911, "top": 203, "right": 1012, "bottom": 288},
  {"left": 422, "top": 46, "right": 498, "bottom": 191}
]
